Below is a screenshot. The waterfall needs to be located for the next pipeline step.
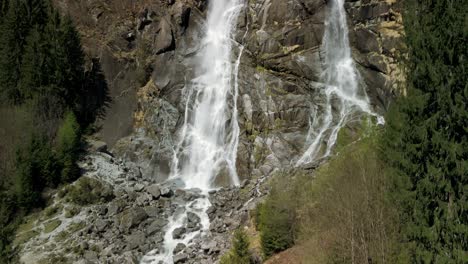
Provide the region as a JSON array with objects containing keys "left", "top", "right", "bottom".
[
  {"left": 170, "top": 0, "right": 244, "bottom": 190},
  {"left": 142, "top": 1, "right": 245, "bottom": 263},
  {"left": 296, "top": 0, "right": 382, "bottom": 165}
]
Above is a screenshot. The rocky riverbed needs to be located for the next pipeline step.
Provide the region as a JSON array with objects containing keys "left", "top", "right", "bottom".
[{"left": 14, "top": 144, "right": 267, "bottom": 264}]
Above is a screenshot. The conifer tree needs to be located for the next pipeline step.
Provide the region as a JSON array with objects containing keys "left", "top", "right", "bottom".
[
  {"left": 0, "top": 0, "right": 9, "bottom": 19},
  {"left": 383, "top": 0, "right": 468, "bottom": 262},
  {"left": 0, "top": 0, "right": 49, "bottom": 104},
  {"left": 17, "top": 27, "right": 48, "bottom": 100},
  {"left": 0, "top": 0, "right": 29, "bottom": 104}
]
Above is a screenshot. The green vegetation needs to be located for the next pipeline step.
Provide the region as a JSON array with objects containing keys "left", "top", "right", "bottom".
[
  {"left": 381, "top": 0, "right": 468, "bottom": 262},
  {"left": 43, "top": 219, "right": 62, "bottom": 234},
  {"left": 220, "top": 229, "right": 253, "bottom": 264},
  {"left": 255, "top": 129, "right": 399, "bottom": 263},
  {"left": 0, "top": 0, "right": 109, "bottom": 261},
  {"left": 253, "top": 0, "right": 467, "bottom": 263},
  {"left": 256, "top": 174, "right": 297, "bottom": 257},
  {"left": 62, "top": 177, "right": 114, "bottom": 206}
]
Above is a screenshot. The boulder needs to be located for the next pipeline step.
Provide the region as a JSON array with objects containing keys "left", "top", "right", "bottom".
[
  {"left": 94, "top": 219, "right": 109, "bottom": 233},
  {"left": 155, "top": 17, "right": 175, "bottom": 54},
  {"left": 147, "top": 219, "right": 168, "bottom": 235},
  {"left": 172, "top": 227, "right": 186, "bottom": 239},
  {"left": 134, "top": 183, "right": 145, "bottom": 192},
  {"left": 173, "top": 253, "right": 188, "bottom": 264},
  {"left": 146, "top": 185, "right": 161, "bottom": 199},
  {"left": 173, "top": 243, "right": 186, "bottom": 254},
  {"left": 125, "top": 231, "right": 146, "bottom": 250},
  {"left": 160, "top": 186, "right": 174, "bottom": 198},
  {"left": 119, "top": 207, "right": 148, "bottom": 232},
  {"left": 186, "top": 212, "right": 201, "bottom": 231}
]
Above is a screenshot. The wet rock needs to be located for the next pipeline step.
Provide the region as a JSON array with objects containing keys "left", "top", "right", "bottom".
[
  {"left": 173, "top": 243, "right": 186, "bottom": 254},
  {"left": 206, "top": 206, "right": 216, "bottom": 219},
  {"left": 186, "top": 212, "right": 201, "bottom": 231},
  {"left": 173, "top": 253, "right": 188, "bottom": 264},
  {"left": 160, "top": 187, "right": 174, "bottom": 198},
  {"left": 147, "top": 219, "right": 168, "bottom": 235},
  {"left": 172, "top": 227, "right": 186, "bottom": 239}
]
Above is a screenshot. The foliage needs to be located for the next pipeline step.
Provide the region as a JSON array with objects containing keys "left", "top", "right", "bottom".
[
  {"left": 56, "top": 112, "right": 81, "bottom": 183},
  {"left": 220, "top": 229, "right": 253, "bottom": 264},
  {"left": 256, "top": 173, "right": 298, "bottom": 257},
  {"left": 299, "top": 131, "right": 400, "bottom": 264},
  {"left": 63, "top": 177, "right": 114, "bottom": 206},
  {"left": 14, "top": 136, "right": 56, "bottom": 209},
  {"left": 0, "top": 0, "right": 105, "bottom": 261},
  {"left": 255, "top": 129, "right": 400, "bottom": 263},
  {"left": 382, "top": 0, "right": 468, "bottom": 262}
]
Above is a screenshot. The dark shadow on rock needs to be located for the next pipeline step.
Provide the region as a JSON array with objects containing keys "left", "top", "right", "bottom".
[{"left": 78, "top": 58, "right": 112, "bottom": 127}]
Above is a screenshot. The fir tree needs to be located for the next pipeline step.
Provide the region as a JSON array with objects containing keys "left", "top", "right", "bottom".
[
  {"left": 0, "top": 0, "right": 29, "bottom": 104},
  {"left": 0, "top": 0, "right": 9, "bottom": 19},
  {"left": 383, "top": 0, "right": 468, "bottom": 262}
]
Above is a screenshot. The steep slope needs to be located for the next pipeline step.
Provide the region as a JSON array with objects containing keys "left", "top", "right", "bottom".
[{"left": 13, "top": 0, "right": 404, "bottom": 263}]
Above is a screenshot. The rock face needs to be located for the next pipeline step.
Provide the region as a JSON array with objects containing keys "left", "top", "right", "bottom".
[
  {"left": 15, "top": 0, "right": 403, "bottom": 263},
  {"left": 52, "top": 0, "right": 402, "bottom": 184}
]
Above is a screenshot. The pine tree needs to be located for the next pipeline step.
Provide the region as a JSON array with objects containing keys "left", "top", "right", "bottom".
[
  {"left": 14, "top": 135, "right": 54, "bottom": 209},
  {"left": 17, "top": 27, "right": 48, "bottom": 100},
  {"left": 0, "top": 0, "right": 9, "bottom": 19},
  {"left": 0, "top": 0, "right": 29, "bottom": 104},
  {"left": 383, "top": 0, "right": 468, "bottom": 262},
  {"left": 231, "top": 229, "right": 251, "bottom": 264},
  {"left": 0, "top": 0, "right": 49, "bottom": 104},
  {"left": 58, "top": 15, "right": 85, "bottom": 109}
]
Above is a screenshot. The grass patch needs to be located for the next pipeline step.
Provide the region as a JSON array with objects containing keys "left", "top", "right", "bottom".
[
  {"left": 43, "top": 219, "right": 62, "bottom": 234},
  {"left": 55, "top": 221, "right": 85, "bottom": 243},
  {"left": 14, "top": 229, "right": 39, "bottom": 245},
  {"left": 16, "top": 216, "right": 38, "bottom": 234}
]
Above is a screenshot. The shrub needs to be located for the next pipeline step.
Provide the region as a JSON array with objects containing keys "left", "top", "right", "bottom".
[
  {"left": 55, "top": 111, "right": 81, "bottom": 183},
  {"left": 220, "top": 229, "right": 252, "bottom": 264},
  {"left": 64, "top": 177, "right": 114, "bottom": 206},
  {"left": 256, "top": 173, "right": 298, "bottom": 257}
]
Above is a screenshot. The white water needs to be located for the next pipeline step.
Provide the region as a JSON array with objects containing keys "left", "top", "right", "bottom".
[
  {"left": 142, "top": 1, "right": 245, "bottom": 263},
  {"left": 170, "top": 0, "right": 244, "bottom": 190},
  {"left": 296, "top": 0, "right": 383, "bottom": 165}
]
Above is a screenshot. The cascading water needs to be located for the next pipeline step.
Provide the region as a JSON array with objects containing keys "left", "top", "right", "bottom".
[
  {"left": 142, "top": 1, "right": 245, "bottom": 263},
  {"left": 171, "top": 1, "right": 244, "bottom": 190},
  {"left": 296, "top": 0, "right": 382, "bottom": 165}
]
